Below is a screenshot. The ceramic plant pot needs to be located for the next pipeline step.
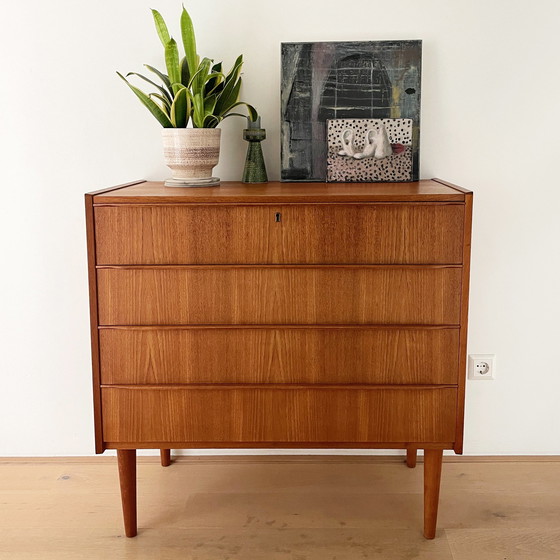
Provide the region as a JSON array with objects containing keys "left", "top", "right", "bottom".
[{"left": 162, "top": 128, "right": 221, "bottom": 186}]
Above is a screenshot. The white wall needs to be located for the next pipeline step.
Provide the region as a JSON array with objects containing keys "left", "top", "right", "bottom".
[{"left": 1, "top": 0, "right": 558, "bottom": 456}]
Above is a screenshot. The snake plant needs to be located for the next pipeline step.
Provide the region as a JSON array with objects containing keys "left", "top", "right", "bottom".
[{"left": 118, "top": 6, "right": 257, "bottom": 128}]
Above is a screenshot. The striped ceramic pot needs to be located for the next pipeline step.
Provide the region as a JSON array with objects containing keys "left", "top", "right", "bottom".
[{"left": 162, "top": 128, "right": 221, "bottom": 181}]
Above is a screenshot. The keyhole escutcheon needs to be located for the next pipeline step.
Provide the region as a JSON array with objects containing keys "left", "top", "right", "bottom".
[{"left": 275, "top": 212, "right": 282, "bottom": 223}]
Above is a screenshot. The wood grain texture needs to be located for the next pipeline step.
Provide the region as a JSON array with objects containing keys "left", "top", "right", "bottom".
[
  {"left": 86, "top": 179, "right": 146, "bottom": 196},
  {"left": 432, "top": 177, "right": 474, "bottom": 194},
  {"left": 160, "top": 449, "right": 171, "bottom": 467},
  {"left": 105, "top": 441, "right": 455, "bottom": 450},
  {"left": 446, "top": 529, "right": 560, "bottom": 560},
  {"left": 0, "top": 528, "right": 457, "bottom": 559},
  {"left": 91, "top": 179, "right": 465, "bottom": 204},
  {"left": 117, "top": 449, "right": 137, "bottom": 537},
  {"left": 96, "top": 266, "right": 463, "bottom": 326},
  {"left": 454, "top": 192, "right": 473, "bottom": 453},
  {"left": 85, "top": 181, "right": 146, "bottom": 454},
  {"left": 2, "top": 459, "right": 559, "bottom": 559},
  {"left": 101, "top": 386, "right": 457, "bottom": 444},
  {"left": 94, "top": 204, "right": 464, "bottom": 265},
  {"left": 85, "top": 194, "right": 104, "bottom": 454},
  {"left": 85, "top": 178, "right": 473, "bottom": 540},
  {"left": 99, "top": 326, "right": 460, "bottom": 385},
  {"left": 424, "top": 449, "right": 443, "bottom": 538},
  {"left": 406, "top": 447, "right": 418, "bottom": 468}
]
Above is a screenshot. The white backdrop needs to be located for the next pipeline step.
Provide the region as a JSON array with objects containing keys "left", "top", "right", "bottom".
[{"left": 1, "top": 0, "right": 559, "bottom": 456}]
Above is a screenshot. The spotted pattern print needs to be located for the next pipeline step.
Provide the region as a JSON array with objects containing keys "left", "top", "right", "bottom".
[{"left": 327, "top": 118, "right": 413, "bottom": 182}]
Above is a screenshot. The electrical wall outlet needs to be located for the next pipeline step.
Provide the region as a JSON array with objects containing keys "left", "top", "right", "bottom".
[{"left": 468, "top": 354, "right": 495, "bottom": 380}]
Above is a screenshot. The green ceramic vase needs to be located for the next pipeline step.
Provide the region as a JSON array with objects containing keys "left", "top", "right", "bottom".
[{"left": 242, "top": 117, "right": 268, "bottom": 183}]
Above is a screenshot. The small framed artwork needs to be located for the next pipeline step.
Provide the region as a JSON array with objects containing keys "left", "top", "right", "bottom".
[
  {"left": 281, "top": 40, "right": 421, "bottom": 182},
  {"left": 327, "top": 118, "right": 413, "bottom": 182}
]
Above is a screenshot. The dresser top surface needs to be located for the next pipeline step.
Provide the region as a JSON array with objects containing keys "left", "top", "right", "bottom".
[{"left": 90, "top": 179, "right": 470, "bottom": 204}]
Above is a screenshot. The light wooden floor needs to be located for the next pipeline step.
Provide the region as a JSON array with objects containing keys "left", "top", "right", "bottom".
[{"left": 1, "top": 456, "right": 559, "bottom": 559}]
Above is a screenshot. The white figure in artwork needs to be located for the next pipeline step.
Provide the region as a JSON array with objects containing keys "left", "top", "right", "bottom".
[
  {"left": 353, "top": 123, "right": 393, "bottom": 160},
  {"left": 338, "top": 128, "right": 356, "bottom": 157},
  {"left": 353, "top": 128, "right": 377, "bottom": 159},
  {"left": 373, "top": 123, "right": 393, "bottom": 159}
]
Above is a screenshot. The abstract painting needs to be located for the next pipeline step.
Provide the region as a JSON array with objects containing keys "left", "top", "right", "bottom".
[
  {"left": 327, "top": 118, "right": 413, "bottom": 182},
  {"left": 281, "top": 40, "right": 421, "bottom": 182}
]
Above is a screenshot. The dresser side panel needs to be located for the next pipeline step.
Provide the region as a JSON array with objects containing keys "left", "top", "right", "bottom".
[
  {"left": 454, "top": 193, "right": 473, "bottom": 453},
  {"left": 85, "top": 194, "right": 104, "bottom": 453}
]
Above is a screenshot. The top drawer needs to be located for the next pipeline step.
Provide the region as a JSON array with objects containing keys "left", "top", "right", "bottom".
[{"left": 94, "top": 204, "right": 464, "bottom": 265}]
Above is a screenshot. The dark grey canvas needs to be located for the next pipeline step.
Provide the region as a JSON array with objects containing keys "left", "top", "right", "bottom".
[{"left": 281, "top": 40, "right": 422, "bottom": 182}]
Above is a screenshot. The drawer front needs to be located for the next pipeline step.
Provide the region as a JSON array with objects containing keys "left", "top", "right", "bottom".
[
  {"left": 94, "top": 204, "right": 464, "bottom": 265},
  {"left": 96, "top": 267, "right": 462, "bottom": 325},
  {"left": 100, "top": 327, "right": 460, "bottom": 385},
  {"left": 102, "top": 387, "right": 457, "bottom": 443}
]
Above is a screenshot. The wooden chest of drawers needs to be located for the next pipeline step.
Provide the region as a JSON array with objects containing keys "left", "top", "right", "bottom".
[{"left": 85, "top": 178, "right": 472, "bottom": 539}]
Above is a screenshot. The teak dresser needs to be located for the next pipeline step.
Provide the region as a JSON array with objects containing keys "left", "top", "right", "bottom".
[{"left": 85, "top": 178, "right": 473, "bottom": 539}]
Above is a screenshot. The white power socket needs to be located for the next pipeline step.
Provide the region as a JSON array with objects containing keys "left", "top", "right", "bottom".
[{"left": 468, "top": 354, "right": 495, "bottom": 380}]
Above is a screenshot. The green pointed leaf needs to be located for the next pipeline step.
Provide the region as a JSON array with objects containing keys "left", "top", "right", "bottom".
[
  {"left": 245, "top": 103, "right": 259, "bottom": 122},
  {"left": 126, "top": 72, "right": 173, "bottom": 102},
  {"left": 221, "top": 112, "right": 248, "bottom": 119},
  {"left": 183, "top": 86, "right": 194, "bottom": 106},
  {"left": 209, "top": 81, "right": 225, "bottom": 96},
  {"left": 203, "top": 93, "right": 217, "bottom": 116},
  {"left": 223, "top": 55, "right": 243, "bottom": 86},
  {"left": 203, "top": 114, "right": 221, "bottom": 128},
  {"left": 191, "top": 57, "right": 212, "bottom": 94},
  {"left": 151, "top": 9, "right": 171, "bottom": 47},
  {"left": 187, "top": 67, "right": 202, "bottom": 89},
  {"left": 165, "top": 39, "right": 182, "bottom": 95},
  {"left": 185, "top": 90, "right": 192, "bottom": 126},
  {"left": 191, "top": 92, "right": 205, "bottom": 128},
  {"left": 214, "top": 76, "right": 242, "bottom": 117},
  {"left": 180, "top": 5, "right": 198, "bottom": 77},
  {"left": 180, "top": 56, "right": 190, "bottom": 87},
  {"left": 205, "top": 72, "right": 225, "bottom": 95},
  {"left": 144, "top": 64, "right": 173, "bottom": 95},
  {"left": 215, "top": 56, "right": 243, "bottom": 104},
  {"left": 208, "top": 72, "right": 225, "bottom": 81},
  {"left": 149, "top": 92, "right": 171, "bottom": 111},
  {"left": 222, "top": 102, "right": 258, "bottom": 122},
  {"left": 117, "top": 72, "right": 173, "bottom": 128},
  {"left": 206, "top": 62, "right": 222, "bottom": 94},
  {"left": 171, "top": 87, "right": 189, "bottom": 127}
]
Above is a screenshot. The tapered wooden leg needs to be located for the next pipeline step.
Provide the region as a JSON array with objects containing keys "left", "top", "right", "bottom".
[
  {"left": 160, "top": 449, "right": 171, "bottom": 467},
  {"left": 406, "top": 447, "right": 417, "bottom": 468},
  {"left": 117, "top": 449, "right": 137, "bottom": 538},
  {"left": 423, "top": 449, "right": 443, "bottom": 539}
]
